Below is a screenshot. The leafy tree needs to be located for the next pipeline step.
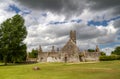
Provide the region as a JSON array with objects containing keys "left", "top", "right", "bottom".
[
  {"left": 0, "top": 53, "right": 3, "bottom": 62},
  {"left": 11, "top": 43, "right": 27, "bottom": 63},
  {"left": 112, "top": 46, "right": 120, "bottom": 55},
  {"left": 0, "top": 14, "right": 27, "bottom": 65},
  {"left": 88, "top": 49, "right": 95, "bottom": 52},
  {"left": 29, "top": 49, "right": 38, "bottom": 58},
  {"left": 100, "top": 52, "right": 106, "bottom": 56}
]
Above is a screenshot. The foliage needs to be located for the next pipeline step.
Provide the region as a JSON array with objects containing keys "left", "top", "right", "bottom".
[
  {"left": 0, "top": 53, "right": 3, "bottom": 62},
  {"left": 88, "top": 49, "right": 95, "bottom": 52},
  {"left": 0, "top": 14, "right": 27, "bottom": 65},
  {"left": 28, "top": 49, "right": 38, "bottom": 58},
  {"left": 112, "top": 46, "right": 120, "bottom": 55},
  {"left": 99, "top": 54, "right": 120, "bottom": 61},
  {"left": 100, "top": 51, "right": 106, "bottom": 56}
]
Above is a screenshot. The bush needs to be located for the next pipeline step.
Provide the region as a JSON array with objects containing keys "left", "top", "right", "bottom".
[
  {"left": 88, "top": 49, "right": 95, "bottom": 52},
  {"left": 99, "top": 55, "right": 120, "bottom": 61}
]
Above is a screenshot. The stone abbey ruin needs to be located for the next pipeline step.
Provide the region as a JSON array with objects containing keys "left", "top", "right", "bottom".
[{"left": 37, "top": 30, "right": 100, "bottom": 62}]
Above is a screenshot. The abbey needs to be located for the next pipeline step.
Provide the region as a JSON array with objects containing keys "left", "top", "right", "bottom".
[{"left": 37, "top": 30, "right": 100, "bottom": 62}]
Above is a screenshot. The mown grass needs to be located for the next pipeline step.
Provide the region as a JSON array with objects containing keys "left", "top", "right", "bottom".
[{"left": 0, "top": 61, "right": 120, "bottom": 79}]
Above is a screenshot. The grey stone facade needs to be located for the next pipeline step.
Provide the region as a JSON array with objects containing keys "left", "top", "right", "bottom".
[{"left": 37, "top": 30, "right": 100, "bottom": 63}]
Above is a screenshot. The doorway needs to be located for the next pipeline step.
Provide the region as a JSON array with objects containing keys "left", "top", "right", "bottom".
[
  {"left": 65, "top": 56, "right": 67, "bottom": 63},
  {"left": 79, "top": 55, "right": 83, "bottom": 62}
]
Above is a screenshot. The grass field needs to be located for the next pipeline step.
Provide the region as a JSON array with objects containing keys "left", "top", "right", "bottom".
[{"left": 0, "top": 61, "right": 120, "bottom": 79}]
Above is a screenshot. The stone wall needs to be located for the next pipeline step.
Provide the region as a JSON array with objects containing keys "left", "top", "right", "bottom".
[{"left": 37, "top": 30, "right": 100, "bottom": 63}]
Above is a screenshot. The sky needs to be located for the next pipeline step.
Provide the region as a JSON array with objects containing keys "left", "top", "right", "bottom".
[{"left": 0, "top": 0, "right": 120, "bottom": 55}]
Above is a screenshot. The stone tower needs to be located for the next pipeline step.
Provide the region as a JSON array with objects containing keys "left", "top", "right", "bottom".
[
  {"left": 95, "top": 45, "right": 100, "bottom": 52},
  {"left": 51, "top": 46, "right": 55, "bottom": 52},
  {"left": 38, "top": 45, "right": 42, "bottom": 53},
  {"left": 70, "top": 30, "right": 76, "bottom": 44},
  {"left": 38, "top": 45, "right": 42, "bottom": 60}
]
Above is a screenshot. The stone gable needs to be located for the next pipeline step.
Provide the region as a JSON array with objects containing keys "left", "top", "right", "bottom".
[{"left": 36, "top": 30, "right": 100, "bottom": 63}]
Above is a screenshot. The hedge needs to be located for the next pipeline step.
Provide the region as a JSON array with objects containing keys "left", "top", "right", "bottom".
[{"left": 99, "top": 55, "right": 120, "bottom": 61}]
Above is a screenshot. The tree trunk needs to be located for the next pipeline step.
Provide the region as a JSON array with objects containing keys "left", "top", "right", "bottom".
[
  {"left": 11, "top": 57, "right": 16, "bottom": 64},
  {"left": 13, "top": 59, "right": 16, "bottom": 64},
  {"left": 4, "top": 55, "right": 7, "bottom": 65}
]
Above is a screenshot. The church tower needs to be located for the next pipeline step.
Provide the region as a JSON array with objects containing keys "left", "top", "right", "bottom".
[
  {"left": 70, "top": 30, "right": 76, "bottom": 44},
  {"left": 38, "top": 45, "right": 42, "bottom": 53},
  {"left": 51, "top": 46, "right": 55, "bottom": 53},
  {"left": 95, "top": 45, "right": 100, "bottom": 52},
  {"left": 38, "top": 45, "right": 42, "bottom": 60}
]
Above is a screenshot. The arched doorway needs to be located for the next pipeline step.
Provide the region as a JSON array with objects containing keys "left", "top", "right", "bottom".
[
  {"left": 65, "top": 56, "right": 67, "bottom": 63},
  {"left": 40, "top": 57, "right": 43, "bottom": 62},
  {"left": 79, "top": 55, "right": 83, "bottom": 62}
]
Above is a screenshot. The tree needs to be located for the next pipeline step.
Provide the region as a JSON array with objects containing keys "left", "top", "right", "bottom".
[
  {"left": 0, "top": 53, "right": 3, "bottom": 62},
  {"left": 88, "top": 49, "right": 95, "bottom": 52},
  {"left": 0, "top": 14, "right": 27, "bottom": 65},
  {"left": 112, "top": 46, "right": 120, "bottom": 55},
  {"left": 100, "top": 52, "right": 106, "bottom": 56},
  {"left": 29, "top": 49, "right": 38, "bottom": 58}
]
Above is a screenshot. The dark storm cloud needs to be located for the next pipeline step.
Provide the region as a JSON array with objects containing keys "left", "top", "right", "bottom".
[
  {"left": 17, "top": 0, "right": 120, "bottom": 18},
  {"left": 88, "top": 0, "right": 120, "bottom": 10},
  {"left": 18, "top": 0, "right": 63, "bottom": 11},
  {"left": 88, "top": 0, "right": 120, "bottom": 15},
  {"left": 17, "top": 0, "right": 87, "bottom": 17}
]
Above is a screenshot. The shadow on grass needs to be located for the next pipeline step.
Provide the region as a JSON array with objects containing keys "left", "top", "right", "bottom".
[{"left": 0, "top": 61, "right": 38, "bottom": 66}]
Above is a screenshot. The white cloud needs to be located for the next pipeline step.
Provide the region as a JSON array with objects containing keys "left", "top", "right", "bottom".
[
  {"left": 0, "top": 0, "right": 119, "bottom": 53},
  {"left": 0, "top": 0, "right": 16, "bottom": 24},
  {"left": 24, "top": 20, "right": 118, "bottom": 52},
  {"left": 101, "top": 47, "right": 115, "bottom": 55},
  {"left": 97, "top": 21, "right": 117, "bottom": 44}
]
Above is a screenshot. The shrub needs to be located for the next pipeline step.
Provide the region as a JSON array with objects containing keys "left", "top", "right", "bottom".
[{"left": 99, "top": 55, "right": 120, "bottom": 61}]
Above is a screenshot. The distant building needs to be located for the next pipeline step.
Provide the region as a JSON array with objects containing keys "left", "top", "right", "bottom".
[{"left": 37, "top": 30, "right": 100, "bottom": 62}]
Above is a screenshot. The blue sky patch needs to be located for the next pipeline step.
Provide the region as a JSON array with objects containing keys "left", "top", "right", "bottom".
[
  {"left": 21, "top": 10, "right": 31, "bottom": 15},
  {"left": 41, "top": 13, "right": 47, "bottom": 17},
  {"left": 49, "top": 21, "right": 67, "bottom": 25},
  {"left": 49, "top": 19, "right": 82, "bottom": 25},
  {"left": 71, "top": 19, "right": 82, "bottom": 23},
  {"left": 99, "top": 42, "right": 120, "bottom": 49},
  {"left": 88, "top": 20, "right": 108, "bottom": 26},
  {"left": 88, "top": 16, "right": 120, "bottom": 26},
  {"left": 9, "top": 5, "right": 21, "bottom": 13}
]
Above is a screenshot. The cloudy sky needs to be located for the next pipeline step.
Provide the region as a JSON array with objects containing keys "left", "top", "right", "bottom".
[{"left": 0, "top": 0, "right": 120, "bottom": 55}]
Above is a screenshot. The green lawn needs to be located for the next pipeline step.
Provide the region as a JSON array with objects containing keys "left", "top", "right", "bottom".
[{"left": 0, "top": 61, "right": 120, "bottom": 79}]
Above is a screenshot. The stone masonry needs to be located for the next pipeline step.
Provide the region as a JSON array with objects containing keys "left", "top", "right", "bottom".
[{"left": 37, "top": 30, "right": 100, "bottom": 62}]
